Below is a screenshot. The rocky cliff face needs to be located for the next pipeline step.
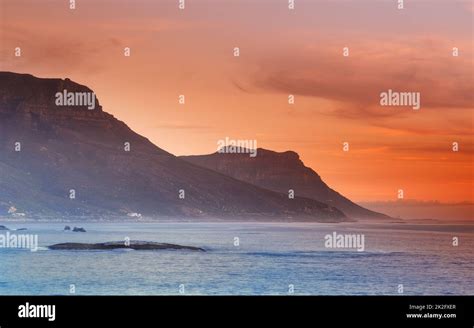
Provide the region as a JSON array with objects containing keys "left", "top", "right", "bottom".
[
  {"left": 0, "top": 72, "right": 346, "bottom": 221},
  {"left": 182, "top": 148, "right": 390, "bottom": 220}
]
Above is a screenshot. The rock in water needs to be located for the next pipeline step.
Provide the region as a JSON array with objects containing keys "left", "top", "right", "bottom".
[
  {"left": 0, "top": 225, "right": 9, "bottom": 231},
  {"left": 64, "top": 226, "right": 71, "bottom": 231},
  {"left": 72, "top": 227, "right": 86, "bottom": 232},
  {"left": 48, "top": 241, "right": 205, "bottom": 251}
]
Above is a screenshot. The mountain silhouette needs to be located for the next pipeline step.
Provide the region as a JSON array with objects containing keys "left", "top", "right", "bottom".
[
  {"left": 0, "top": 72, "right": 346, "bottom": 221},
  {"left": 182, "top": 148, "right": 389, "bottom": 220}
]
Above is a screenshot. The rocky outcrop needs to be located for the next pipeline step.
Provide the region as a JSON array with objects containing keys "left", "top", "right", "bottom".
[
  {"left": 182, "top": 148, "right": 390, "bottom": 220},
  {"left": 48, "top": 241, "right": 205, "bottom": 251}
]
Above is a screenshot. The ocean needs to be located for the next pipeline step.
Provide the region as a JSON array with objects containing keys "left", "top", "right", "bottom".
[{"left": 0, "top": 221, "right": 472, "bottom": 295}]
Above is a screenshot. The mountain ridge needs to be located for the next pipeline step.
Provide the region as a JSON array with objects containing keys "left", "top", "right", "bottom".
[
  {"left": 0, "top": 72, "right": 346, "bottom": 221},
  {"left": 181, "top": 148, "right": 390, "bottom": 220}
]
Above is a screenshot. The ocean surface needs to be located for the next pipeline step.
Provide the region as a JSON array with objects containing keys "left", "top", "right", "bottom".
[{"left": 0, "top": 221, "right": 472, "bottom": 295}]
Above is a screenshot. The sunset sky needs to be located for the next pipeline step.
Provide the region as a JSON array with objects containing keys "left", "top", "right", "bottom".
[{"left": 0, "top": 0, "right": 472, "bottom": 203}]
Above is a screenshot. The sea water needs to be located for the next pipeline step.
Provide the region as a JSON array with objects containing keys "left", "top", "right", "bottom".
[{"left": 0, "top": 221, "right": 472, "bottom": 295}]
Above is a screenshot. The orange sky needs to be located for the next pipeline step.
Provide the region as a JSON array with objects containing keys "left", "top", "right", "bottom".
[{"left": 0, "top": 0, "right": 472, "bottom": 203}]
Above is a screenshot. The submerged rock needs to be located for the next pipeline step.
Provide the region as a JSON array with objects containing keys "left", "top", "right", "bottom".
[
  {"left": 48, "top": 241, "right": 205, "bottom": 251},
  {"left": 72, "top": 227, "right": 86, "bottom": 232},
  {"left": 16, "top": 228, "right": 27, "bottom": 231}
]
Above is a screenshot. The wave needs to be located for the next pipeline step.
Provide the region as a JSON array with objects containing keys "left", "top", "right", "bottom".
[{"left": 242, "top": 250, "right": 406, "bottom": 259}]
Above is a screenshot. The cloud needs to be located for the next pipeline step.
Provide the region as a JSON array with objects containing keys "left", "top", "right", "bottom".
[{"left": 252, "top": 37, "right": 473, "bottom": 113}]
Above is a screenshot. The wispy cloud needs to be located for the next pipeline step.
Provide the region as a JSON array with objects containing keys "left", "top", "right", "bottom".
[{"left": 252, "top": 37, "right": 473, "bottom": 112}]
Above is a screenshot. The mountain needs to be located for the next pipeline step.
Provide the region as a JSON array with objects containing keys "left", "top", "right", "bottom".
[
  {"left": 0, "top": 72, "right": 346, "bottom": 221},
  {"left": 181, "top": 148, "right": 390, "bottom": 220}
]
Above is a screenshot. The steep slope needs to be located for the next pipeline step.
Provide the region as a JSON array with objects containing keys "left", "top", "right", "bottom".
[
  {"left": 182, "top": 148, "right": 390, "bottom": 220},
  {"left": 0, "top": 72, "right": 346, "bottom": 221}
]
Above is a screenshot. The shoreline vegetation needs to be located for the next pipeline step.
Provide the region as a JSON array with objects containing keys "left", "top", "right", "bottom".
[
  {"left": 0, "top": 215, "right": 359, "bottom": 223},
  {"left": 1, "top": 217, "right": 474, "bottom": 225}
]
